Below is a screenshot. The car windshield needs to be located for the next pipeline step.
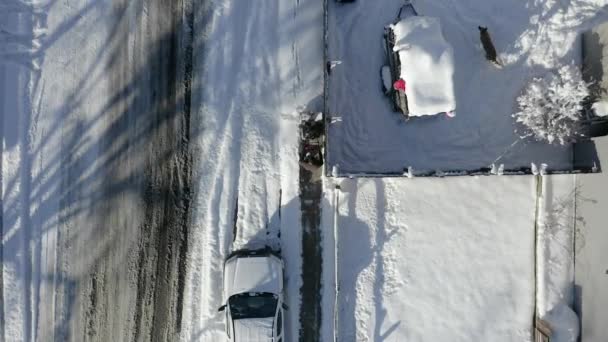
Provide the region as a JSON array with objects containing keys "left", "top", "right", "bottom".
[{"left": 229, "top": 292, "right": 278, "bottom": 319}]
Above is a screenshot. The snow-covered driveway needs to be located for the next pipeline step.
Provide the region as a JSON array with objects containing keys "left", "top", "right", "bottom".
[{"left": 326, "top": 175, "right": 577, "bottom": 342}]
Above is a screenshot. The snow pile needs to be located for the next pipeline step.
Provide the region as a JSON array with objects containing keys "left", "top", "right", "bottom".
[
  {"left": 391, "top": 17, "right": 455, "bottom": 116},
  {"left": 513, "top": 65, "right": 589, "bottom": 145},
  {"left": 328, "top": 176, "right": 538, "bottom": 341},
  {"left": 536, "top": 175, "right": 579, "bottom": 342}
]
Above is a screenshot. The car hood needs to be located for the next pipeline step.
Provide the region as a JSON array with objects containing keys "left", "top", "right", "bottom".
[
  {"left": 224, "top": 255, "right": 283, "bottom": 298},
  {"left": 233, "top": 317, "right": 274, "bottom": 342}
]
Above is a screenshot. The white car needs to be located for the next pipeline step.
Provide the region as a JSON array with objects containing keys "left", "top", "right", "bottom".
[{"left": 219, "top": 249, "right": 286, "bottom": 342}]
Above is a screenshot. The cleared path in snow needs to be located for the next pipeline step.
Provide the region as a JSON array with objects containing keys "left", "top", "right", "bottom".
[{"left": 299, "top": 164, "right": 324, "bottom": 341}]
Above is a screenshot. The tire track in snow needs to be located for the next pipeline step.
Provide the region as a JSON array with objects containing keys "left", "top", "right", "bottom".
[
  {"left": 182, "top": 0, "right": 304, "bottom": 339},
  {"left": 197, "top": 1, "right": 249, "bottom": 325},
  {"left": 230, "top": 0, "right": 281, "bottom": 252},
  {"left": 180, "top": 0, "right": 272, "bottom": 338}
]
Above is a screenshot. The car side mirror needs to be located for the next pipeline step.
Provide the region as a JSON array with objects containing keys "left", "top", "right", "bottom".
[
  {"left": 282, "top": 303, "right": 289, "bottom": 311},
  {"left": 218, "top": 304, "right": 226, "bottom": 312}
]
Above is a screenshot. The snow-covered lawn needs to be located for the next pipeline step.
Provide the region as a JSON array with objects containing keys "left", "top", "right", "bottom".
[
  {"left": 327, "top": 0, "right": 608, "bottom": 174},
  {"left": 323, "top": 175, "right": 577, "bottom": 342}
]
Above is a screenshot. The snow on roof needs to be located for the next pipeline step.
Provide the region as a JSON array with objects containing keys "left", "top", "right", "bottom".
[{"left": 390, "top": 16, "right": 456, "bottom": 116}]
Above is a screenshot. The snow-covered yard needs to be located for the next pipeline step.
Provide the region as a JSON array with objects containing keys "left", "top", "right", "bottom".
[
  {"left": 321, "top": 175, "right": 578, "bottom": 342},
  {"left": 327, "top": 0, "right": 608, "bottom": 174}
]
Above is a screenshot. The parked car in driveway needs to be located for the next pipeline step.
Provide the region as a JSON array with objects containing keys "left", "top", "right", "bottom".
[
  {"left": 382, "top": 2, "right": 456, "bottom": 119},
  {"left": 219, "top": 249, "right": 286, "bottom": 342}
]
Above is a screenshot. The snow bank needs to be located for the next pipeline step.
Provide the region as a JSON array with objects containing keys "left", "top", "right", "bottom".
[
  {"left": 391, "top": 17, "right": 455, "bottom": 116},
  {"left": 329, "top": 176, "right": 537, "bottom": 341}
]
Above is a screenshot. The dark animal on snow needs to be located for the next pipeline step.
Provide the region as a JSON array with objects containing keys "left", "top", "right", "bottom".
[{"left": 478, "top": 26, "right": 499, "bottom": 65}]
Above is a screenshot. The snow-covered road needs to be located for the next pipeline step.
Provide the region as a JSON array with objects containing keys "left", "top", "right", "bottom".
[
  {"left": 2, "top": 0, "right": 195, "bottom": 340},
  {"left": 325, "top": 175, "right": 578, "bottom": 342},
  {"left": 2, "top": 0, "right": 325, "bottom": 340},
  {"left": 180, "top": 0, "right": 323, "bottom": 340}
]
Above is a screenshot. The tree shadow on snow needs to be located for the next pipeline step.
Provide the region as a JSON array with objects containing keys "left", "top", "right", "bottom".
[
  {"left": 1, "top": 0, "right": 204, "bottom": 340},
  {"left": 336, "top": 179, "right": 401, "bottom": 341}
]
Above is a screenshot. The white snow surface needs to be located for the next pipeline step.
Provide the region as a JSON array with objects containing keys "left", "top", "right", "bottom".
[
  {"left": 329, "top": 176, "right": 537, "bottom": 341},
  {"left": 0, "top": 0, "right": 585, "bottom": 341},
  {"left": 2, "top": 0, "right": 322, "bottom": 340},
  {"left": 323, "top": 175, "right": 579, "bottom": 342},
  {"left": 391, "top": 17, "right": 456, "bottom": 116},
  {"left": 327, "top": 0, "right": 608, "bottom": 174},
  {"left": 179, "top": 0, "right": 323, "bottom": 341},
  {"left": 537, "top": 175, "right": 579, "bottom": 341},
  {"left": 2, "top": 0, "right": 114, "bottom": 340}
]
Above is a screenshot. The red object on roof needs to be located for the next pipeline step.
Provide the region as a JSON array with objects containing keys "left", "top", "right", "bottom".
[{"left": 393, "top": 78, "right": 406, "bottom": 92}]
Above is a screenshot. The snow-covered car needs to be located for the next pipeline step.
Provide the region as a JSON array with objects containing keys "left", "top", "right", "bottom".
[
  {"left": 382, "top": 2, "right": 456, "bottom": 119},
  {"left": 219, "top": 249, "right": 286, "bottom": 342}
]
